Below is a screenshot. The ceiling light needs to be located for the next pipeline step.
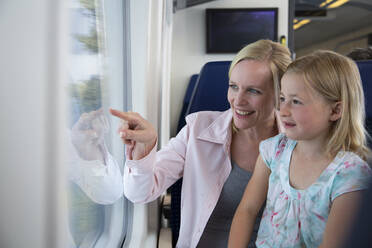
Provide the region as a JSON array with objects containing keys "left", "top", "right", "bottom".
[
  {"left": 327, "top": 0, "right": 349, "bottom": 8},
  {"left": 319, "top": 0, "right": 333, "bottom": 8},
  {"left": 293, "top": 19, "right": 311, "bottom": 30}
]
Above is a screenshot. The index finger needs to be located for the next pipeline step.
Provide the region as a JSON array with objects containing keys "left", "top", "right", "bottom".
[{"left": 109, "top": 108, "right": 138, "bottom": 123}]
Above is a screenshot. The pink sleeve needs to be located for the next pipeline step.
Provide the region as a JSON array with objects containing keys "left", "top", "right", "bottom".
[{"left": 123, "top": 119, "right": 192, "bottom": 203}]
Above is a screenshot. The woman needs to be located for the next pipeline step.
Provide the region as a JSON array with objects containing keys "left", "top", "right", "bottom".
[{"left": 110, "top": 39, "right": 292, "bottom": 248}]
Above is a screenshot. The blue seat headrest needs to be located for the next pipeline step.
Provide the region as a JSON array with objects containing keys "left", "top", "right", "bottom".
[
  {"left": 176, "top": 74, "right": 199, "bottom": 132},
  {"left": 186, "top": 61, "right": 231, "bottom": 115},
  {"left": 356, "top": 60, "right": 372, "bottom": 119}
]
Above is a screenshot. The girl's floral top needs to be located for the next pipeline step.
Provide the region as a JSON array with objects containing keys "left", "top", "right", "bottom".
[{"left": 256, "top": 134, "right": 371, "bottom": 248}]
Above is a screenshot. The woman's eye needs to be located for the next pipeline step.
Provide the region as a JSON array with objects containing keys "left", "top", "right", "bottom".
[
  {"left": 229, "top": 84, "right": 238, "bottom": 90},
  {"left": 248, "top": 88, "right": 261, "bottom": 94},
  {"left": 293, "top": 99, "right": 302, "bottom": 105},
  {"left": 279, "top": 96, "right": 285, "bottom": 102}
]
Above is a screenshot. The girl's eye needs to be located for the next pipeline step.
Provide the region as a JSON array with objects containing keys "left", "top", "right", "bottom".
[
  {"left": 293, "top": 99, "right": 302, "bottom": 105},
  {"left": 279, "top": 96, "right": 285, "bottom": 102},
  {"left": 229, "top": 84, "right": 238, "bottom": 90}
]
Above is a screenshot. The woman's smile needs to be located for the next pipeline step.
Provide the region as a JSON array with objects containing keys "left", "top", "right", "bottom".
[{"left": 235, "top": 109, "right": 255, "bottom": 117}]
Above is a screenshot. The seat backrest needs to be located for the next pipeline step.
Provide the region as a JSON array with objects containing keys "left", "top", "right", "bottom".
[
  {"left": 176, "top": 74, "right": 199, "bottom": 132},
  {"left": 356, "top": 60, "right": 372, "bottom": 141},
  {"left": 186, "top": 61, "right": 231, "bottom": 115},
  {"left": 170, "top": 61, "right": 231, "bottom": 247}
]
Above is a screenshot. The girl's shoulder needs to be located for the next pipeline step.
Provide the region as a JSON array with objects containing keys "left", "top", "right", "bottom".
[
  {"left": 330, "top": 151, "right": 372, "bottom": 201},
  {"left": 259, "top": 133, "right": 295, "bottom": 169},
  {"left": 259, "top": 133, "right": 294, "bottom": 156},
  {"left": 335, "top": 151, "right": 370, "bottom": 172}
]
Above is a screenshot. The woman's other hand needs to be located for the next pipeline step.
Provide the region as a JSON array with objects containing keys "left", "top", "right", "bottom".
[
  {"left": 110, "top": 108, "right": 157, "bottom": 160},
  {"left": 71, "top": 108, "right": 108, "bottom": 162}
]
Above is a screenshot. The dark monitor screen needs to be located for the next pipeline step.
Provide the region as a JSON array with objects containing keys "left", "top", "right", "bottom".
[{"left": 206, "top": 8, "right": 278, "bottom": 53}]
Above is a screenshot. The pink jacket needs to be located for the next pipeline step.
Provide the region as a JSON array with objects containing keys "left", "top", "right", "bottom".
[{"left": 124, "top": 109, "right": 234, "bottom": 248}]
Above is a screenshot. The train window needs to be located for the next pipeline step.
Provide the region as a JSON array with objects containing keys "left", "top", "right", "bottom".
[{"left": 66, "top": 0, "right": 128, "bottom": 247}]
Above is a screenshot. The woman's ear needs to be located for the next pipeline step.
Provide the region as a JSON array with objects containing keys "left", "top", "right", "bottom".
[{"left": 330, "top": 101, "right": 342, "bottom": 121}]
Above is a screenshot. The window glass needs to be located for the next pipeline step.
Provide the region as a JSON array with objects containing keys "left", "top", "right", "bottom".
[{"left": 66, "top": 0, "right": 125, "bottom": 247}]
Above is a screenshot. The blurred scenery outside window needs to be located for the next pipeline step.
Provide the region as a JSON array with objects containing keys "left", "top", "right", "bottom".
[{"left": 66, "top": 0, "right": 124, "bottom": 247}]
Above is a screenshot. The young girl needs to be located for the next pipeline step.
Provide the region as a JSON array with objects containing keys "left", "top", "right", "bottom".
[{"left": 228, "top": 50, "right": 372, "bottom": 248}]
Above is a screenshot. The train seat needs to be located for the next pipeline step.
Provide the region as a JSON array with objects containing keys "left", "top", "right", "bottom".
[
  {"left": 356, "top": 60, "right": 372, "bottom": 144},
  {"left": 170, "top": 61, "right": 231, "bottom": 247},
  {"left": 176, "top": 74, "right": 199, "bottom": 132},
  {"left": 186, "top": 61, "right": 231, "bottom": 115},
  {"left": 168, "top": 74, "right": 198, "bottom": 247}
]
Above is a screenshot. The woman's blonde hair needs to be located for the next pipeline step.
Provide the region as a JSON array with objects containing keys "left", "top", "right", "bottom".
[
  {"left": 285, "top": 50, "right": 370, "bottom": 160},
  {"left": 229, "top": 39, "right": 292, "bottom": 109}
]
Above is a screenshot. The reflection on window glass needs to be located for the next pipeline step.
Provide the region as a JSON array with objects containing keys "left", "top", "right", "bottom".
[{"left": 66, "top": 0, "right": 123, "bottom": 247}]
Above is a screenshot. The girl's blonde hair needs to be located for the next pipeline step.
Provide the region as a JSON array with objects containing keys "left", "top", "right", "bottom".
[
  {"left": 286, "top": 50, "right": 370, "bottom": 160},
  {"left": 229, "top": 39, "right": 292, "bottom": 108}
]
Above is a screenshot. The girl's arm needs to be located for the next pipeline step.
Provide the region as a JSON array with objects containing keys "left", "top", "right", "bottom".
[
  {"left": 318, "top": 191, "right": 364, "bottom": 248},
  {"left": 228, "top": 155, "right": 270, "bottom": 248}
]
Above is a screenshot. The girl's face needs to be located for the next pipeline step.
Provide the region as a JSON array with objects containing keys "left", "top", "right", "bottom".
[
  {"left": 279, "top": 72, "right": 334, "bottom": 141},
  {"left": 228, "top": 60, "right": 275, "bottom": 131}
]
